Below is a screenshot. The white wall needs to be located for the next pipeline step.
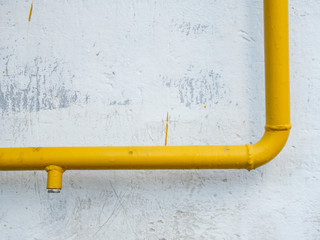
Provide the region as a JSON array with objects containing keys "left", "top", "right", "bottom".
[{"left": 0, "top": 0, "right": 319, "bottom": 239}]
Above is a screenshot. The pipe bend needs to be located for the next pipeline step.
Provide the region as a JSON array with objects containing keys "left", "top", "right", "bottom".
[{"left": 248, "top": 126, "right": 291, "bottom": 170}]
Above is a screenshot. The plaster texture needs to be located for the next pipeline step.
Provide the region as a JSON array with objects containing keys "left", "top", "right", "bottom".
[{"left": 0, "top": 0, "right": 319, "bottom": 239}]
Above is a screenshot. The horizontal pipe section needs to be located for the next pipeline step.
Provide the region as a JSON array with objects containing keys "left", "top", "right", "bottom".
[
  {"left": 0, "top": 129, "right": 290, "bottom": 171},
  {"left": 0, "top": 145, "right": 249, "bottom": 170}
]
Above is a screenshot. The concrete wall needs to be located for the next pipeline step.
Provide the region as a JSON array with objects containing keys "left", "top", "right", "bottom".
[{"left": 0, "top": 0, "right": 319, "bottom": 239}]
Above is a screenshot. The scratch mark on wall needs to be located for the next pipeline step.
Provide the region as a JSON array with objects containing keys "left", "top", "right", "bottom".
[
  {"left": 239, "top": 30, "right": 255, "bottom": 42},
  {"left": 28, "top": 1, "right": 33, "bottom": 22},
  {"left": 93, "top": 182, "right": 129, "bottom": 237},
  {"left": 94, "top": 205, "right": 118, "bottom": 237}
]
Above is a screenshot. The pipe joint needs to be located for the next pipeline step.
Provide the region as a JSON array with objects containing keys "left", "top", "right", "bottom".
[
  {"left": 265, "top": 124, "right": 292, "bottom": 131},
  {"left": 250, "top": 129, "right": 290, "bottom": 170},
  {"left": 246, "top": 144, "right": 254, "bottom": 171}
]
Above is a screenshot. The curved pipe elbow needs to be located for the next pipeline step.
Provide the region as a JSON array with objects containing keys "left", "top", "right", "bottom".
[{"left": 248, "top": 126, "right": 291, "bottom": 170}]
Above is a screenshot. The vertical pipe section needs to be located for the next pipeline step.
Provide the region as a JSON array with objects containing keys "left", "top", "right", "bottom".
[
  {"left": 264, "top": 0, "right": 290, "bottom": 130},
  {"left": 250, "top": 0, "right": 291, "bottom": 169}
]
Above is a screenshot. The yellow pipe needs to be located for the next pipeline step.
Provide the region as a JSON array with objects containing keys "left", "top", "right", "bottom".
[{"left": 0, "top": 0, "right": 290, "bottom": 191}]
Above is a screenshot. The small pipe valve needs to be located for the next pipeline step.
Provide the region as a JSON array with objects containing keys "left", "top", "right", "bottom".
[{"left": 45, "top": 165, "right": 65, "bottom": 193}]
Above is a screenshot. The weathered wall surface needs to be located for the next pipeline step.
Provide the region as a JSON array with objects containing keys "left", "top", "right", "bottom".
[{"left": 0, "top": 1, "right": 319, "bottom": 239}]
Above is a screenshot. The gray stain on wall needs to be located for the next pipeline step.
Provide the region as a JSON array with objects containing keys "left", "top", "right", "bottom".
[
  {"left": 161, "top": 66, "right": 228, "bottom": 107},
  {"left": 0, "top": 56, "right": 88, "bottom": 113},
  {"left": 170, "top": 19, "right": 209, "bottom": 37},
  {"left": 109, "top": 100, "right": 130, "bottom": 106}
]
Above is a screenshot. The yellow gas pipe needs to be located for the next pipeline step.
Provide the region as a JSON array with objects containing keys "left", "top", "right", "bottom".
[{"left": 0, "top": 0, "right": 290, "bottom": 192}]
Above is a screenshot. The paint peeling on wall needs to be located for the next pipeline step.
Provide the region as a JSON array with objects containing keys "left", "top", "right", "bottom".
[
  {"left": 161, "top": 66, "right": 229, "bottom": 107},
  {"left": 109, "top": 100, "right": 130, "bottom": 106},
  {"left": 170, "top": 19, "right": 210, "bottom": 37},
  {"left": 0, "top": 57, "right": 88, "bottom": 113}
]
